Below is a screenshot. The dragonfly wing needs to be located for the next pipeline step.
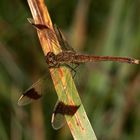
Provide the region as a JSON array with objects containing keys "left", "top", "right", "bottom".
[
  {"left": 18, "top": 75, "right": 48, "bottom": 106},
  {"left": 28, "top": 18, "right": 75, "bottom": 52},
  {"left": 18, "top": 88, "right": 41, "bottom": 106},
  {"left": 53, "top": 24, "right": 75, "bottom": 52},
  {"left": 52, "top": 112, "right": 66, "bottom": 130},
  {"left": 51, "top": 100, "right": 80, "bottom": 130},
  {"left": 51, "top": 100, "right": 66, "bottom": 130},
  {"left": 53, "top": 25, "right": 81, "bottom": 74}
]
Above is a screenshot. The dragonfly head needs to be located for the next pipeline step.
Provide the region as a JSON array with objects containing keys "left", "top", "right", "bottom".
[{"left": 46, "top": 52, "right": 59, "bottom": 67}]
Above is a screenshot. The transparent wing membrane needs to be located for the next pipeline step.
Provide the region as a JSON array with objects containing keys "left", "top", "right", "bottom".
[{"left": 53, "top": 24, "right": 75, "bottom": 52}]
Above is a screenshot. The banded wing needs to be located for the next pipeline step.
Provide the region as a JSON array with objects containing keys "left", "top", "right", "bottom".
[
  {"left": 51, "top": 101, "right": 80, "bottom": 130},
  {"left": 27, "top": 18, "right": 75, "bottom": 52},
  {"left": 18, "top": 75, "right": 48, "bottom": 106}
]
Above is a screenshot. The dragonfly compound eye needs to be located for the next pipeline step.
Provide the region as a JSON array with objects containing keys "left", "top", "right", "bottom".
[{"left": 46, "top": 52, "right": 59, "bottom": 67}]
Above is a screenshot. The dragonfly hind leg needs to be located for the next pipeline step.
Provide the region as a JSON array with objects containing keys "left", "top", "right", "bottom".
[{"left": 65, "top": 63, "right": 79, "bottom": 78}]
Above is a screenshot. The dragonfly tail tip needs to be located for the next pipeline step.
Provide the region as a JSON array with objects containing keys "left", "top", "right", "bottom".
[{"left": 134, "top": 59, "right": 139, "bottom": 64}]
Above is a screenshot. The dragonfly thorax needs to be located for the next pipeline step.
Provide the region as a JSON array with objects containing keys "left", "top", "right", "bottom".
[{"left": 46, "top": 52, "right": 59, "bottom": 67}]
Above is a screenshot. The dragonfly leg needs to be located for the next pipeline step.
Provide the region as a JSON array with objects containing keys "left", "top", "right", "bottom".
[
  {"left": 48, "top": 63, "right": 60, "bottom": 69},
  {"left": 73, "top": 63, "right": 80, "bottom": 70},
  {"left": 72, "top": 63, "right": 80, "bottom": 78},
  {"left": 64, "top": 64, "right": 78, "bottom": 78},
  {"left": 48, "top": 63, "right": 77, "bottom": 78}
]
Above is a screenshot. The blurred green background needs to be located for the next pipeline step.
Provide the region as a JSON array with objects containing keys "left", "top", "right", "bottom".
[{"left": 0, "top": 0, "right": 140, "bottom": 140}]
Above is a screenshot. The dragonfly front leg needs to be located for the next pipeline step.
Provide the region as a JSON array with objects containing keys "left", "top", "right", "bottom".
[{"left": 48, "top": 63, "right": 60, "bottom": 69}]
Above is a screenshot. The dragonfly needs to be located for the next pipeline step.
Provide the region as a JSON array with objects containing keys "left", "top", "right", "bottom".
[
  {"left": 18, "top": 18, "right": 139, "bottom": 129},
  {"left": 18, "top": 19, "right": 81, "bottom": 130}
]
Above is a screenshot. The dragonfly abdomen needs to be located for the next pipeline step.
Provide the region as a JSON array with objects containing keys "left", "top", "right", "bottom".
[
  {"left": 72, "top": 54, "right": 139, "bottom": 64},
  {"left": 71, "top": 54, "right": 100, "bottom": 63}
]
